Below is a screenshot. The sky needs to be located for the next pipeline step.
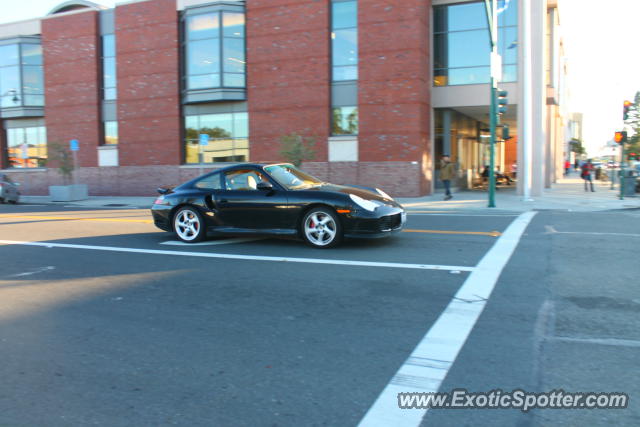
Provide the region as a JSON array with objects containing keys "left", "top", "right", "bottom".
[{"left": 0, "top": 0, "right": 637, "bottom": 156}]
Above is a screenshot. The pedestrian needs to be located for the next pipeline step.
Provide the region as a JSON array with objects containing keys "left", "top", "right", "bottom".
[
  {"left": 510, "top": 162, "right": 517, "bottom": 179},
  {"left": 440, "top": 154, "right": 455, "bottom": 200},
  {"left": 564, "top": 160, "right": 570, "bottom": 175},
  {"left": 581, "top": 159, "right": 595, "bottom": 192}
]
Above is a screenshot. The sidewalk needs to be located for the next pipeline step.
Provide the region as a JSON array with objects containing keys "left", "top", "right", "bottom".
[
  {"left": 16, "top": 176, "right": 640, "bottom": 212},
  {"left": 398, "top": 176, "right": 640, "bottom": 212}
]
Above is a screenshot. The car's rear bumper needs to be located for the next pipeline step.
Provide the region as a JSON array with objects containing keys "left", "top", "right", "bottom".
[{"left": 151, "top": 206, "right": 172, "bottom": 231}]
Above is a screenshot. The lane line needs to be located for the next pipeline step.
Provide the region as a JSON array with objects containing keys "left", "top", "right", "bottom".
[
  {"left": 0, "top": 214, "right": 153, "bottom": 224},
  {"left": 545, "top": 225, "right": 640, "bottom": 238},
  {"left": 160, "top": 237, "right": 265, "bottom": 246},
  {"left": 358, "top": 211, "right": 537, "bottom": 427},
  {"left": 403, "top": 229, "right": 501, "bottom": 237},
  {"left": 0, "top": 240, "right": 476, "bottom": 272}
]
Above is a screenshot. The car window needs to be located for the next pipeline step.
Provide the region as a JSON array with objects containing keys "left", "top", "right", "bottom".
[
  {"left": 223, "top": 169, "right": 269, "bottom": 191},
  {"left": 264, "top": 164, "right": 323, "bottom": 190},
  {"left": 194, "top": 173, "right": 222, "bottom": 190}
]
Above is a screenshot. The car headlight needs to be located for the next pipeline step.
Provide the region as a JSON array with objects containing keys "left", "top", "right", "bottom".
[
  {"left": 376, "top": 188, "right": 392, "bottom": 200},
  {"left": 350, "top": 194, "right": 378, "bottom": 212}
]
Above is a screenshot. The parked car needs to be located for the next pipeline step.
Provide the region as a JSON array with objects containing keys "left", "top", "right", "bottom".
[
  {"left": 151, "top": 163, "right": 406, "bottom": 248},
  {"left": 0, "top": 174, "right": 20, "bottom": 204}
]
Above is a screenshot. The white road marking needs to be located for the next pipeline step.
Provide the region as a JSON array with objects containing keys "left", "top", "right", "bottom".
[
  {"left": 548, "top": 336, "right": 640, "bottom": 348},
  {"left": 545, "top": 225, "right": 640, "bottom": 237},
  {"left": 160, "top": 237, "right": 265, "bottom": 246},
  {"left": 7, "top": 266, "right": 55, "bottom": 277},
  {"left": 408, "top": 213, "right": 519, "bottom": 217},
  {"left": 358, "top": 211, "right": 537, "bottom": 427},
  {"left": 0, "top": 240, "right": 475, "bottom": 272}
]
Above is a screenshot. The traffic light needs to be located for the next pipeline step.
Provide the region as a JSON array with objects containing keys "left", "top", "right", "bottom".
[
  {"left": 502, "top": 124, "right": 511, "bottom": 140},
  {"left": 614, "top": 131, "right": 627, "bottom": 144},
  {"left": 629, "top": 152, "right": 637, "bottom": 160},
  {"left": 497, "top": 90, "right": 508, "bottom": 115},
  {"left": 623, "top": 100, "right": 632, "bottom": 121}
]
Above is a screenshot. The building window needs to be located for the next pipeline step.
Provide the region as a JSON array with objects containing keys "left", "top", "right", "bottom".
[
  {"left": 104, "top": 121, "right": 118, "bottom": 145},
  {"left": 5, "top": 125, "right": 47, "bottom": 168},
  {"left": 332, "top": 106, "right": 358, "bottom": 135},
  {"left": 433, "top": 0, "right": 518, "bottom": 86},
  {"left": 184, "top": 111, "right": 248, "bottom": 163},
  {"left": 0, "top": 41, "right": 44, "bottom": 108},
  {"left": 102, "top": 34, "right": 117, "bottom": 100},
  {"left": 331, "top": 0, "right": 358, "bottom": 81},
  {"left": 184, "top": 11, "right": 246, "bottom": 90}
]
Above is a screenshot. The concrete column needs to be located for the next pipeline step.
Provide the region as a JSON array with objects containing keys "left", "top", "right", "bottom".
[{"left": 530, "top": 0, "right": 546, "bottom": 196}]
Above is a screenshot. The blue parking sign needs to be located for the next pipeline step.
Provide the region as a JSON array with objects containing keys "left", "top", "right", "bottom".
[
  {"left": 199, "top": 134, "right": 209, "bottom": 146},
  {"left": 70, "top": 139, "right": 79, "bottom": 151}
]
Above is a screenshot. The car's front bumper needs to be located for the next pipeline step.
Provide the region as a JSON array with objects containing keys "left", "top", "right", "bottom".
[{"left": 342, "top": 206, "right": 406, "bottom": 238}]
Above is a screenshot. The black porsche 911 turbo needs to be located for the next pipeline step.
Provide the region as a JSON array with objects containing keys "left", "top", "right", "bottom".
[{"left": 151, "top": 163, "right": 406, "bottom": 248}]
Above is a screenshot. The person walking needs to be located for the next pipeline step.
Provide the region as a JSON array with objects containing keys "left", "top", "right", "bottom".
[
  {"left": 440, "top": 155, "right": 455, "bottom": 200},
  {"left": 564, "top": 160, "right": 571, "bottom": 175},
  {"left": 581, "top": 159, "right": 595, "bottom": 192}
]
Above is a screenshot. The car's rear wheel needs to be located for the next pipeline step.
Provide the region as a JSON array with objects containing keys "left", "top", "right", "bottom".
[
  {"left": 173, "top": 206, "right": 206, "bottom": 243},
  {"left": 301, "top": 207, "right": 342, "bottom": 248}
]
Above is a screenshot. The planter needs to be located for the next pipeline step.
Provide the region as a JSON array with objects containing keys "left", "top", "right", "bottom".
[{"left": 49, "top": 184, "right": 88, "bottom": 202}]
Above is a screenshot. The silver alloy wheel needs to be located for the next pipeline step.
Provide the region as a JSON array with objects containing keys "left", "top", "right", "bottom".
[
  {"left": 304, "top": 210, "right": 337, "bottom": 247},
  {"left": 174, "top": 208, "right": 201, "bottom": 242}
]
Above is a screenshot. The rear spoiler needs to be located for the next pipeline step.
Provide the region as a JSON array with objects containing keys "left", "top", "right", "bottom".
[{"left": 157, "top": 187, "right": 172, "bottom": 195}]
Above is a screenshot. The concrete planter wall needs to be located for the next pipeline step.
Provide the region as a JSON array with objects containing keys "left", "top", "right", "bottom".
[{"left": 49, "top": 184, "right": 88, "bottom": 202}]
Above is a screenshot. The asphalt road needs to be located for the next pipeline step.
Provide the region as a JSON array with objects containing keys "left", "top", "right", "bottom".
[{"left": 0, "top": 203, "right": 637, "bottom": 426}]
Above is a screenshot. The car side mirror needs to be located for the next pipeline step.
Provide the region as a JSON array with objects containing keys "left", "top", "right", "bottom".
[{"left": 257, "top": 181, "right": 273, "bottom": 191}]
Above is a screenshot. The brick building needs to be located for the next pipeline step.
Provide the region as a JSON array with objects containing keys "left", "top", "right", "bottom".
[{"left": 0, "top": 0, "right": 567, "bottom": 197}]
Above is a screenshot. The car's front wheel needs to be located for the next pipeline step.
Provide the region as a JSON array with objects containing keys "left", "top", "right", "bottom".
[
  {"left": 301, "top": 207, "right": 343, "bottom": 248},
  {"left": 173, "top": 206, "right": 206, "bottom": 243}
]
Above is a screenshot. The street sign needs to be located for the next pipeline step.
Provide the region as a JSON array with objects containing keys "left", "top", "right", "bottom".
[
  {"left": 491, "top": 52, "right": 502, "bottom": 81},
  {"left": 70, "top": 139, "right": 79, "bottom": 151},
  {"left": 199, "top": 134, "right": 209, "bottom": 146}
]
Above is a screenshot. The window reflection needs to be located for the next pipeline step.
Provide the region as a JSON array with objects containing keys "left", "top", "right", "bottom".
[
  {"left": 6, "top": 125, "right": 47, "bottom": 168},
  {"left": 331, "top": 0, "right": 357, "bottom": 82},
  {"left": 102, "top": 34, "right": 117, "bottom": 100},
  {"left": 332, "top": 106, "right": 358, "bottom": 135},
  {"left": 184, "top": 111, "right": 249, "bottom": 163},
  {"left": 184, "top": 11, "right": 245, "bottom": 89},
  {"left": 0, "top": 42, "right": 44, "bottom": 108},
  {"left": 104, "top": 121, "right": 118, "bottom": 145},
  {"left": 433, "top": 0, "right": 518, "bottom": 86}
]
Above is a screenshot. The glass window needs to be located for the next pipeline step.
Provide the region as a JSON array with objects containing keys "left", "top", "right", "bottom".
[
  {"left": 194, "top": 173, "right": 222, "bottom": 190},
  {"left": 187, "top": 13, "right": 220, "bottom": 40},
  {"left": 184, "top": 11, "right": 245, "bottom": 89},
  {"left": 104, "top": 121, "right": 118, "bottom": 145},
  {"left": 102, "top": 34, "right": 117, "bottom": 100},
  {"left": 433, "top": 0, "right": 518, "bottom": 86},
  {"left": 223, "top": 169, "right": 269, "bottom": 191},
  {"left": 0, "top": 44, "right": 19, "bottom": 67},
  {"left": 331, "top": 1, "right": 357, "bottom": 81},
  {"left": 1, "top": 42, "right": 45, "bottom": 108},
  {"left": 184, "top": 111, "right": 249, "bottom": 164},
  {"left": 5, "top": 125, "right": 47, "bottom": 168},
  {"left": 21, "top": 44, "right": 42, "bottom": 66},
  {"left": 332, "top": 106, "right": 358, "bottom": 135}
]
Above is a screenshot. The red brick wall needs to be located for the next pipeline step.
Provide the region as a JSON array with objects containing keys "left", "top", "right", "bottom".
[
  {"left": 42, "top": 10, "right": 101, "bottom": 167},
  {"left": 246, "top": 0, "right": 330, "bottom": 162},
  {"left": 358, "top": 0, "right": 432, "bottom": 194},
  {"left": 116, "top": 0, "right": 181, "bottom": 166}
]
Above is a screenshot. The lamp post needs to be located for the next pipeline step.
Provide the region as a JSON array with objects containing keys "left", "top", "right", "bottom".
[{"left": 484, "top": 0, "right": 500, "bottom": 207}]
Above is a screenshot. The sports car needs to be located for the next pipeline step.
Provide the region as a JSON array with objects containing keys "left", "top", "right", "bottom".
[{"left": 151, "top": 163, "right": 406, "bottom": 248}]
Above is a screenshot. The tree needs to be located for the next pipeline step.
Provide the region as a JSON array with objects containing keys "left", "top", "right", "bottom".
[
  {"left": 279, "top": 133, "right": 316, "bottom": 167},
  {"left": 624, "top": 91, "right": 640, "bottom": 157},
  {"left": 569, "top": 138, "right": 586, "bottom": 156},
  {"left": 48, "top": 142, "right": 74, "bottom": 185}
]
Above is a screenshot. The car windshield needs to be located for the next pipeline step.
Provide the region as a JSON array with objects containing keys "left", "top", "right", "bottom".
[{"left": 264, "top": 164, "right": 324, "bottom": 190}]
